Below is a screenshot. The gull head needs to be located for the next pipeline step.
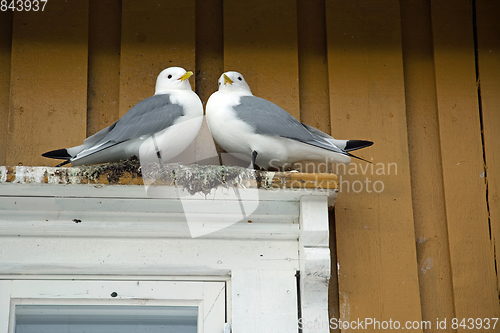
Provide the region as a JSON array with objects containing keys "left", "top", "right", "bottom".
[
  {"left": 218, "top": 71, "right": 253, "bottom": 95},
  {"left": 155, "top": 67, "right": 194, "bottom": 94}
]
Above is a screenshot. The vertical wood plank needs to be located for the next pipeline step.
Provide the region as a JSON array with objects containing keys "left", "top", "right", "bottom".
[
  {"left": 297, "top": 0, "right": 330, "bottom": 132},
  {"left": 326, "top": 0, "right": 423, "bottom": 328},
  {"left": 8, "top": 0, "right": 89, "bottom": 166},
  {"left": 476, "top": 0, "right": 500, "bottom": 294},
  {"left": 400, "top": 0, "right": 455, "bottom": 329},
  {"left": 87, "top": 0, "right": 121, "bottom": 136},
  {"left": 194, "top": 0, "right": 224, "bottom": 164},
  {"left": 296, "top": 0, "right": 331, "bottom": 174},
  {"left": 431, "top": 0, "right": 500, "bottom": 320},
  {"left": 223, "top": 0, "right": 300, "bottom": 119},
  {"left": 0, "top": 10, "right": 12, "bottom": 166},
  {"left": 195, "top": 0, "right": 223, "bottom": 105},
  {"left": 120, "top": 0, "right": 196, "bottom": 117}
]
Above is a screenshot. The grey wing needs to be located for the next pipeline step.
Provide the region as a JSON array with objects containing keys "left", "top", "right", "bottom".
[
  {"left": 81, "top": 121, "right": 117, "bottom": 147},
  {"left": 234, "top": 96, "right": 345, "bottom": 154},
  {"left": 77, "top": 94, "right": 184, "bottom": 157}
]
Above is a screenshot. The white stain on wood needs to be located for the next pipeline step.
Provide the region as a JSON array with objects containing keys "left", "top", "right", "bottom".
[{"left": 421, "top": 257, "right": 434, "bottom": 274}]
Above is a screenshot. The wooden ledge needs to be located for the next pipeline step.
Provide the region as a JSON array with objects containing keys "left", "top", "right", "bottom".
[{"left": 0, "top": 161, "right": 338, "bottom": 193}]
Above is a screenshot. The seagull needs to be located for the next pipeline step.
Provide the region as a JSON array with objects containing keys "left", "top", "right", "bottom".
[
  {"left": 42, "top": 67, "right": 203, "bottom": 167},
  {"left": 205, "top": 71, "right": 373, "bottom": 169}
]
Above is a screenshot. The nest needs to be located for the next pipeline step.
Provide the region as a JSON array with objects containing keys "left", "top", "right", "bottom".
[
  {"left": 78, "top": 156, "right": 142, "bottom": 183},
  {"left": 141, "top": 161, "right": 263, "bottom": 196},
  {"left": 74, "top": 156, "right": 268, "bottom": 196}
]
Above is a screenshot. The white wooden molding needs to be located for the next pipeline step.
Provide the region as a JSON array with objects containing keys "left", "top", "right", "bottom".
[{"left": 299, "top": 196, "right": 331, "bottom": 333}]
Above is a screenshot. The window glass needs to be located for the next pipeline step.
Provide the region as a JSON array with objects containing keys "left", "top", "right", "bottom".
[{"left": 15, "top": 305, "right": 198, "bottom": 333}]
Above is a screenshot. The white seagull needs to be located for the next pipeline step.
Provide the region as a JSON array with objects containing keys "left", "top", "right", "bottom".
[
  {"left": 43, "top": 67, "right": 203, "bottom": 166},
  {"left": 206, "top": 71, "right": 373, "bottom": 169}
]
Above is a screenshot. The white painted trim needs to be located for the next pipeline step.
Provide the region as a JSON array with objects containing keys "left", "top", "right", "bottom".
[
  {"left": 0, "top": 183, "right": 335, "bottom": 201},
  {"left": 0, "top": 275, "right": 231, "bottom": 282},
  {"left": 0, "top": 182, "right": 336, "bottom": 333},
  {"left": 299, "top": 196, "right": 331, "bottom": 333},
  {"left": 0, "top": 281, "right": 11, "bottom": 333}
]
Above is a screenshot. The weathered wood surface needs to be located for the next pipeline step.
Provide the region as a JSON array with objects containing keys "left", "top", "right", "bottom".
[
  {"left": 400, "top": 0, "right": 455, "bottom": 328},
  {"left": 326, "top": 1, "right": 422, "bottom": 329},
  {"left": 431, "top": 0, "right": 499, "bottom": 322}
]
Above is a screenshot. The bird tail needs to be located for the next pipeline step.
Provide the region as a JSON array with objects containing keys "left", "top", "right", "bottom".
[
  {"left": 344, "top": 140, "right": 373, "bottom": 152},
  {"left": 42, "top": 148, "right": 72, "bottom": 167},
  {"left": 345, "top": 140, "right": 374, "bottom": 164}
]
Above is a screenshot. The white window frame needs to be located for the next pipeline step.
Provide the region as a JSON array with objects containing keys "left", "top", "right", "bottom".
[{"left": 0, "top": 279, "right": 226, "bottom": 333}]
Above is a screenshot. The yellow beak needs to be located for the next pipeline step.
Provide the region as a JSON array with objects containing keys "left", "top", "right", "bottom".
[
  {"left": 223, "top": 74, "right": 233, "bottom": 85},
  {"left": 179, "top": 71, "right": 194, "bottom": 81}
]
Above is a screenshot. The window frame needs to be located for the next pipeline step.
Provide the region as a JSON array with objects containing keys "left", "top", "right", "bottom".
[{"left": 0, "top": 279, "right": 226, "bottom": 333}]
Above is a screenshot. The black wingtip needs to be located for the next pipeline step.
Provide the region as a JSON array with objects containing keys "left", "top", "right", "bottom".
[
  {"left": 42, "top": 148, "right": 72, "bottom": 160},
  {"left": 348, "top": 152, "right": 373, "bottom": 164},
  {"left": 42, "top": 148, "right": 72, "bottom": 166},
  {"left": 344, "top": 140, "right": 374, "bottom": 152}
]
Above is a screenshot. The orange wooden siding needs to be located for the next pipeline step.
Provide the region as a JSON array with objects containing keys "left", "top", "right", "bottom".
[
  {"left": 400, "top": 0, "right": 455, "bottom": 326},
  {"left": 1, "top": 0, "right": 499, "bottom": 331},
  {"left": 326, "top": 1, "right": 423, "bottom": 330}
]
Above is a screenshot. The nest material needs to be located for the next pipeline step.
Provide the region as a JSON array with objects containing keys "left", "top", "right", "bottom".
[
  {"left": 79, "top": 156, "right": 142, "bottom": 183},
  {"left": 142, "top": 161, "right": 263, "bottom": 195},
  {"left": 75, "top": 156, "right": 268, "bottom": 196}
]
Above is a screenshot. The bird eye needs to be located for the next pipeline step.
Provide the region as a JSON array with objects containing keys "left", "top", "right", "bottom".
[
  {"left": 168, "top": 74, "right": 172, "bottom": 79},
  {"left": 238, "top": 77, "right": 242, "bottom": 81}
]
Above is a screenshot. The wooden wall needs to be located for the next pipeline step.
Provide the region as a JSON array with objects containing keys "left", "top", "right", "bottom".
[{"left": 1, "top": 0, "right": 499, "bottom": 331}]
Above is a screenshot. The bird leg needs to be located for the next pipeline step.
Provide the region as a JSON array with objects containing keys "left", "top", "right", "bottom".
[
  {"left": 152, "top": 134, "right": 164, "bottom": 168},
  {"left": 249, "top": 150, "right": 264, "bottom": 170}
]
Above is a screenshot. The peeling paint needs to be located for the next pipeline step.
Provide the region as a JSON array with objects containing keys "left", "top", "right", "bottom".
[
  {"left": 0, "top": 166, "right": 7, "bottom": 182},
  {"left": 339, "top": 291, "right": 350, "bottom": 323}
]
